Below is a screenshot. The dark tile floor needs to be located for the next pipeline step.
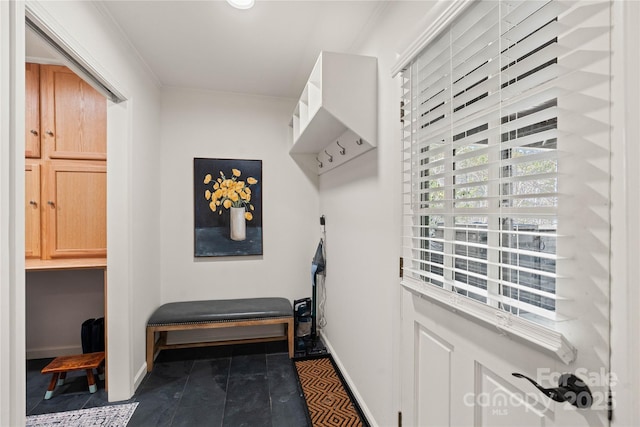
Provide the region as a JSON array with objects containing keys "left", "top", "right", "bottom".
[{"left": 26, "top": 342, "right": 310, "bottom": 426}]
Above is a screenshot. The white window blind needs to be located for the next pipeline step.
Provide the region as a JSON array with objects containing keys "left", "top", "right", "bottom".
[{"left": 400, "top": 0, "right": 611, "bottom": 355}]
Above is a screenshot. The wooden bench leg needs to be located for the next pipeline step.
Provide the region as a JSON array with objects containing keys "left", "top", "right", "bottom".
[
  {"left": 86, "top": 369, "right": 97, "bottom": 393},
  {"left": 44, "top": 373, "right": 60, "bottom": 400},
  {"left": 287, "top": 318, "right": 294, "bottom": 358},
  {"left": 146, "top": 327, "right": 155, "bottom": 372},
  {"left": 58, "top": 372, "right": 67, "bottom": 386}
]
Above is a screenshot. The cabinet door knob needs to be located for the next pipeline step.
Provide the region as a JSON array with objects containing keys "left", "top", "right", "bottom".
[
  {"left": 47, "top": 201, "right": 55, "bottom": 208},
  {"left": 30, "top": 129, "right": 38, "bottom": 136},
  {"left": 29, "top": 200, "right": 37, "bottom": 206},
  {"left": 45, "top": 130, "right": 54, "bottom": 136}
]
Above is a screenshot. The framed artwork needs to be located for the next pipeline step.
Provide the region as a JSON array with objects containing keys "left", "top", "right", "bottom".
[{"left": 194, "top": 158, "right": 263, "bottom": 257}]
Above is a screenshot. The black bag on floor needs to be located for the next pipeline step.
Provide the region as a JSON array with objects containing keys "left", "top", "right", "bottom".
[
  {"left": 81, "top": 318, "right": 95, "bottom": 353},
  {"left": 91, "top": 317, "right": 105, "bottom": 353},
  {"left": 81, "top": 317, "right": 105, "bottom": 353}
]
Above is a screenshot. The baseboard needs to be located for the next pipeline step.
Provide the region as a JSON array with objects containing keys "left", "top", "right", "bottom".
[
  {"left": 26, "top": 345, "right": 82, "bottom": 360},
  {"left": 319, "top": 332, "right": 378, "bottom": 427},
  {"left": 133, "top": 362, "right": 147, "bottom": 392}
]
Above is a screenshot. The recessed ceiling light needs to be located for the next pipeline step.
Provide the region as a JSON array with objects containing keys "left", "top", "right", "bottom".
[{"left": 226, "top": 0, "right": 254, "bottom": 10}]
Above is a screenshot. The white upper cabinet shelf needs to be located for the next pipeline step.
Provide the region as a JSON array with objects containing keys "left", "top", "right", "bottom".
[{"left": 289, "top": 51, "right": 377, "bottom": 174}]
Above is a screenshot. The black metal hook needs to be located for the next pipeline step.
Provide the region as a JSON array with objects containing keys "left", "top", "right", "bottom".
[
  {"left": 512, "top": 372, "right": 593, "bottom": 408},
  {"left": 325, "top": 150, "right": 333, "bottom": 162},
  {"left": 316, "top": 157, "right": 323, "bottom": 168},
  {"left": 336, "top": 141, "right": 346, "bottom": 155}
]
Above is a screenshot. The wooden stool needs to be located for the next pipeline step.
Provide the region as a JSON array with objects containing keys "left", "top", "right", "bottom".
[{"left": 41, "top": 352, "right": 105, "bottom": 399}]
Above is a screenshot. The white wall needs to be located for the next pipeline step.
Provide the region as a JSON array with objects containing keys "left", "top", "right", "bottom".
[
  {"left": 159, "top": 88, "right": 319, "bottom": 307},
  {"left": 317, "top": 2, "right": 436, "bottom": 426},
  {"left": 26, "top": 270, "right": 104, "bottom": 358}
]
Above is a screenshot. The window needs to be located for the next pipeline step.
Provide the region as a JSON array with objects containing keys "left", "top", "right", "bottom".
[{"left": 399, "top": 0, "right": 611, "bottom": 358}]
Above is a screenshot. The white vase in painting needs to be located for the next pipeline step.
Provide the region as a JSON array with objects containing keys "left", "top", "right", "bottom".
[{"left": 230, "top": 207, "right": 246, "bottom": 241}]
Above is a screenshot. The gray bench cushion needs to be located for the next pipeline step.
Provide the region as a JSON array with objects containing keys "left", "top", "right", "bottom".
[{"left": 147, "top": 297, "right": 292, "bottom": 326}]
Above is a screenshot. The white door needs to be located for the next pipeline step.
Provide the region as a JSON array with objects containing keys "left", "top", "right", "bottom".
[
  {"left": 400, "top": 285, "right": 610, "bottom": 427},
  {"left": 398, "top": 1, "right": 612, "bottom": 426}
]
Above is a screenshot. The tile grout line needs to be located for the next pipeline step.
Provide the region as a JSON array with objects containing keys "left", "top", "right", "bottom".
[
  {"left": 265, "top": 353, "right": 275, "bottom": 427},
  {"left": 220, "top": 356, "right": 232, "bottom": 427},
  {"left": 168, "top": 359, "right": 196, "bottom": 427}
]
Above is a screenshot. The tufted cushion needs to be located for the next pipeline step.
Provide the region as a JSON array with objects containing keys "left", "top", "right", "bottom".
[{"left": 147, "top": 297, "right": 292, "bottom": 326}]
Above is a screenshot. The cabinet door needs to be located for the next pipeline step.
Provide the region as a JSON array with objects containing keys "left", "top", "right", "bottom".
[
  {"left": 25, "top": 63, "right": 41, "bottom": 158},
  {"left": 25, "top": 162, "right": 41, "bottom": 258},
  {"left": 40, "top": 65, "right": 106, "bottom": 161},
  {"left": 43, "top": 161, "right": 107, "bottom": 259}
]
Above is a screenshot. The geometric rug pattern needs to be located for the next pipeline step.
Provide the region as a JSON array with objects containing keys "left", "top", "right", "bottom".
[
  {"left": 25, "top": 402, "right": 139, "bottom": 427},
  {"left": 295, "top": 357, "right": 364, "bottom": 427}
]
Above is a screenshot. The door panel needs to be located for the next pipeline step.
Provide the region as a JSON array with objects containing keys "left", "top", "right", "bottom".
[
  {"left": 402, "top": 290, "right": 608, "bottom": 426},
  {"left": 25, "top": 63, "right": 40, "bottom": 158},
  {"left": 44, "top": 161, "right": 106, "bottom": 258},
  {"left": 475, "top": 364, "right": 546, "bottom": 426},
  {"left": 416, "top": 326, "right": 454, "bottom": 426},
  {"left": 40, "top": 65, "right": 106, "bottom": 160},
  {"left": 25, "top": 162, "right": 41, "bottom": 258}
]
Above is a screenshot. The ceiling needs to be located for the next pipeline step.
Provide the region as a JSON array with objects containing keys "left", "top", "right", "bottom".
[{"left": 85, "top": 0, "right": 389, "bottom": 99}]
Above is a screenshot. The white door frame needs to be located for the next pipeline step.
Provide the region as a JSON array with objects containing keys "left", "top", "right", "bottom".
[
  {"left": 1, "top": 2, "right": 136, "bottom": 424},
  {"left": 0, "top": 1, "right": 27, "bottom": 426},
  {"left": 610, "top": 0, "right": 640, "bottom": 425}
]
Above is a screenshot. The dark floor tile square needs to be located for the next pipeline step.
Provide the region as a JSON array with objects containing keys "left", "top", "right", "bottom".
[
  {"left": 179, "top": 359, "right": 229, "bottom": 408},
  {"left": 229, "top": 354, "right": 266, "bottom": 378},
  {"left": 170, "top": 398, "right": 225, "bottom": 427},
  {"left": 125, "top": 395, "right": 177, "bottom": 427},
  {"left": 223, "top": 375, "right": 271, "bottom": 427},
  {"left": 139, "top": 360, "right": 194, "bottom": 391}
]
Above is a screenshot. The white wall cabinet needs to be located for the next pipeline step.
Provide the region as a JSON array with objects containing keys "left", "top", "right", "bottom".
[{"left": 289, "top": 51, "right": 377, "bottom": 174}]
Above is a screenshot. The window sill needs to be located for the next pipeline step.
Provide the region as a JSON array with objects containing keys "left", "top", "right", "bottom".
[{"left": 401, "top": 279, "right": 577, "bottom": 364}]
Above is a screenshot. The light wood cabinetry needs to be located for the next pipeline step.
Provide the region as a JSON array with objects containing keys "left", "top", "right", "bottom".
[
  {"left": 43, "top": 161, "right": 107, "bottom": 259},
  {"left": 40, "top": 65, "right": 107, "bottom": 161},
  {"left": 25, "top": 63, "right": 41, "bottom": 158},
  {"left": 25, "top": 63, "right": 107, "bottom": 266},
  {"left": 25, "top": 161, "right": 41, "bottom": 258}
]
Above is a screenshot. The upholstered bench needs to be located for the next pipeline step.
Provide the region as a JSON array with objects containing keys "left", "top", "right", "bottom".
[{"left": 146, "top": 297, "right": 294, "bottom": 371}]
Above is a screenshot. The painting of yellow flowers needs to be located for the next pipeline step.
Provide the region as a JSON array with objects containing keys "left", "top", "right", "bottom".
[{"left": 194, "top": 158, "right": 262, "bottom": 257}]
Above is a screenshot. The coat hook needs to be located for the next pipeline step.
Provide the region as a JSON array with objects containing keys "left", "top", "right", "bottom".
[
  {"left": 325, "top": 150, "right": 333, "bottom": 162},
  {"left": 316, "top": 157, "right": 323, "bottom": 168},
  {"left": 336, "top": 141, "right": 346, "bottom": 155},
  {"left": 356, "top": 138, "right": 363, "bottom": 145}
]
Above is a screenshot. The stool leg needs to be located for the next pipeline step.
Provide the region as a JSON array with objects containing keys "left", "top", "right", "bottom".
[
  {"left": 57, "top": 372, "right": 67, "bottom": 386},
  {"left": 44, "top": 373, "right": 59, "bottom": 400},
  {"left": 97, "top": 364, "right": 105, "bottom": 381},
  {"left": 86, "top": 369, "right": 97, "bottom": 393}
]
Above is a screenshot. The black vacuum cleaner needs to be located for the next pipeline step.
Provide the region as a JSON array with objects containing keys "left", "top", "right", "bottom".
[{"left": 293, "top": 235, "right": 327, "bottom": 357}]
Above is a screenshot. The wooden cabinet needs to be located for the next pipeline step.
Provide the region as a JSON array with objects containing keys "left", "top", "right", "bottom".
[
  {"left": 43, "top": 161, "right": 107, "bottom": 259},
  {"left": 25, "top": 161, "right": 41, "bottom": 258},
  {"left": 25, "top": 63, "right": 107, "bottom": 264},
  {"left": 40, "top": 65, "right": 107, "bottom": 161},
  {"left": 25, "top": 63, "right": 41, "bottom": 158}
]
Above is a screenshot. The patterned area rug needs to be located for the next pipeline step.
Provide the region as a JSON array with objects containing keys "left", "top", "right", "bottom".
[
  {"left": 26, "top": 402, "right": 138, "bottom": 427},
  {"left": 295, "top": 356, "right": 367, "bottom": 427}
]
